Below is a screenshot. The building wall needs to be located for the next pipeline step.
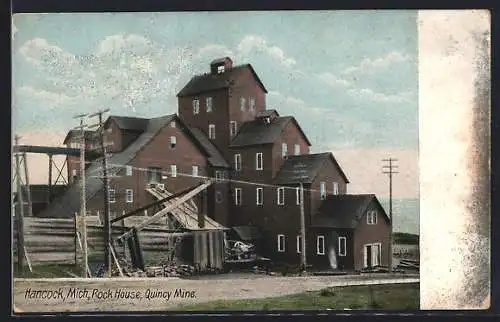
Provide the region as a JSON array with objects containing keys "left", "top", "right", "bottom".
[
  {"left": 308, "top": 228, "right": 354, "bottom": 270},
  {"left": 270, "top": 120, "right": 311, "bottom": 178},
  {"left": 310, "top": 158, "right": 348, "bottom": 219},
  {"left": 353, "top": 201, "right": 391, "bottom": 271},
  {"left": 85, "top": 120, "right": 210, "bottom": 219},
  {"left": 178, "top": 88, "right": 230, "bottom": 159},
  {"left": 227, "top": 67, "right": 267, "bottom": 147}
]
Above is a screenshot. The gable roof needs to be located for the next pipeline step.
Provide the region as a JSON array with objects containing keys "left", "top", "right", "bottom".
[
  {"left": 184, "top": 126, "right": 229, "bottom": 168},
  {"left": 256, "top": 109, "right": 280, "bottom": 118},
  {"left": 177, "top": 64, "right": 268, "bottom": 97},
  {"left": 39, "top": 114, "right": 176, "bottom": 218},
  {"left": 311, "top": 194, "right": 389, "bottom": 229},
  {"left": 63, "top": 130, "right": 97, "bottom": 144},
  {"left": 105, "top": 116, "right": 150, "bottom": 132},
  {"left": 230, "top": 116, "right": 312, "bottom": 148},
  {"left": 273, "top": 152, "right": 349, "bottom": 184}
]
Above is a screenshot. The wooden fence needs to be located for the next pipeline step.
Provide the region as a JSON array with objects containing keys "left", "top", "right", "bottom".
[{"left": 13, "top": 215, "right": 226, "bottom": 270}]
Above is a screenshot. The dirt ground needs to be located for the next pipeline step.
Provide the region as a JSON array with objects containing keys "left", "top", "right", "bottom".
[{"left": 13, "top": 273, "right": 419, "bottom": 313}]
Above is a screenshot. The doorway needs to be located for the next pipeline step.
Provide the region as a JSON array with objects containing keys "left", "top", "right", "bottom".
[{"left": 364, "top": 243, "right": 381, "bottom": 267}]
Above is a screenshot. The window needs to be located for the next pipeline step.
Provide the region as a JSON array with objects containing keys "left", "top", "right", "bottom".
[
  {"left": 277, "top": 234, "right": 285, "bottom": 252},
  {"left": 333, "top": 182, "right": 339, "bottom": 195},
  {"left": 256, "top": 187, "right": 263, "bottom": 205},
  {"left": 367, "top": 210, "right": 378, "bottom": 225},
  {"left": 230, "top": 121, "right": 237, "bottom": 137},
  {"left": 338, "top": 237, "right": 347, "bottom": 256},
  {"left": 249, "top": 97, "right": 255, "bottom": 110},
  {"left": 192, "top": 166, "right": 199, "bottom": 177},
  {"left": 256, "top": 152, "right": 263, "bottom": 170},
  {"left": 281, "top": 143, "right": 287, "bottom": 158},
  {"left": 294, "top": 144, "right": 300, "bottom": 155},
  {"left": 147, "top": 167, "right": 162, "bottom": 183},
  {"left": 215, "top": 191, "right": 223, "bottom": 203},
  {"left": 317, "top": 235, "right": 325, "bottom": 255},
  {"left": 192, "top": 98, "right": 200, "bottom": 114},
  {"left": 170, "top": 121, "right": 176, "bottom": 128},
  {"left": 217, "top": 65, "right": 225, "bottom": 74},
  {"left": 206, "top": 97, "right": 213, "bottom": 112},
  {"left": 277, "top": 187, "right": 285, "bottom": 205},
  {"left": 320, "top": 182, "right": 326, "bottom": 200},
  {"left": 296, "top": 187, "right": 301, "bottom": 205},
  {"left": 240, "top": 97, "right": 246, "bottom": 111},
  {"left": 297, "top": 235, "right": 302, "bottom": 254},
  {"left": 170, "top": 136, "right": 177, "bottom": 149},
  {"left": 215, "top": 170, "right": 224, "bottom": 183},
  {"left": 209, "top": 124, "right": 216, "bottom": 139},
  {"left": 170, "top": 165, "right": 177, "bottom": 178},
  {"left": 109, "top": 189, "right": 116, "bottom": 203},
  {"left": 234, "top": 154, "right": 242, "bottom": 171},
  {"left": 234, "top": 188, "right": 242, "bottom": 205},
  {"left": 125, "top": 165, "right": 133, "bottom": 176},
  {"left": 126, "top": 189, "right": 133, "bottom": 203}
]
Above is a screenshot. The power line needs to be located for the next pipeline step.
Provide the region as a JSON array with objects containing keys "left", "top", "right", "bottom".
[
  {"left": 382, "top": 157, "right": 398, "bottom": 273},
  {"left": 88, "top": 108, "right": 112, "bottom": 277}
]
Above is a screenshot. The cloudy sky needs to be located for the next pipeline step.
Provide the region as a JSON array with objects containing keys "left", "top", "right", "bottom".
[{"left": 12, "top": 11, "right": 419, "bottom": 198}]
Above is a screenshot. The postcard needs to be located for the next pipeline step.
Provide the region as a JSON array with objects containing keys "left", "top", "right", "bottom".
[{"left": 11, "top": 9, "right": 490, "bottom": 313}]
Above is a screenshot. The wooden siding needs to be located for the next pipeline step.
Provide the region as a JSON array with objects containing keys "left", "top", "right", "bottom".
[
  {"left": 13, "top": 216, "right": 225, "bottom": 270},
  {"left": 353, "top": 201, "right": 391, "bottom": 271}
]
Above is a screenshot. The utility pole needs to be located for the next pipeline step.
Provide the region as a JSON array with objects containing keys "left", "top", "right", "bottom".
[
  {"left": 14, "top": 135, "right": 25, "bottom": 273},
  {"left": 299, "top": 182, "right": 307, "bottom": 274},
  {"left": 73, "top": 114, "right": 88, "bottom": 278},
  {"left": 88, "top": 109, "right": 111, "bottom": 277},
  {"left": 382, "top": 157, "right": 398, "bottom": 273}
]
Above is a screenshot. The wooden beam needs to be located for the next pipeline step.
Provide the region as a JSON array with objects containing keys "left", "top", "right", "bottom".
[
  {"left": 117, "top": 180, "right": 212, "bottom": 241},
  {"left": 109, "top": 242, "right": 124, "bottom": 277},
  {"left": 110, "top": 184, "right": 199, "bottom": 224}
]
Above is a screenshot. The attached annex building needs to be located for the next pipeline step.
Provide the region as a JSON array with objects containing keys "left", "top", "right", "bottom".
[{"left": 42, "top": 57, "right": 390, "bottom": 271}]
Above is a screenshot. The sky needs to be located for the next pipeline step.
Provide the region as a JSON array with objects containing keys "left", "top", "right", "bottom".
[{"left": 11, "top": 11, "right": 419, "bottom": 199}]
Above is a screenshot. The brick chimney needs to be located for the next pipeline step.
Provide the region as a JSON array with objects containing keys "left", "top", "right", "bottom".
[{"left": 210, "top": 57, "right": 233, "bottom": 74}]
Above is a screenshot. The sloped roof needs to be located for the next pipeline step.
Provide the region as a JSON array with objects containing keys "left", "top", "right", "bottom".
[
  {"left": 63, "top": 130, "right": 97, "bottom": 144},
  {"left": 38, "top": 115, "right": 176, "bottom": 218},
  {"left": 106, "top": 116, "right": 150, "bottom": 132},
  {"left": 211, "top": 57, "right": 232, "bottom": 65},
  {"left": 177, "top": 64, "right": 268, "bottom": 97},
  {"left": 230, "top": 116, "right": 311, "bottom": 148},
  {"left": 231, "top": 226, "right": 263, "bottom": 241},
  {"left": 185, "top": 127, "right": 229, "bottom": 168},
  {"left": 273, "top": 152, "right": 349, "bottom": 184},
  {"left": 311, "top": 194, "right": 389, "bottom": 229},
  {"left": 256, "top": 109, "right": 279, "bottom": 118}
]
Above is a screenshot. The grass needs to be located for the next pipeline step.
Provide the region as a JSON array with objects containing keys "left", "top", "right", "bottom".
[
  {"left": 177, "top": 283, "right": 419, "bottom": 310},
  {"left": 14, "top": 264, "right": 82, "bottom": 278}
]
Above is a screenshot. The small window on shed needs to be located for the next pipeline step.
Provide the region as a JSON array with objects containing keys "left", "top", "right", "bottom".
[{"left": 217, "top": 65, "right": 225, "bottom": 74}]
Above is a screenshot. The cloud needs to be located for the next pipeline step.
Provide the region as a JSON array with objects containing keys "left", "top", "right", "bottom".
[
  {"left": 317, "top": 72, "right": 352, "bottom": 89},
  {"left": 342, "top": 51, "right": 412, "bottom": 76},
  {"left": 16, "top": 86, "right": 73, "bottom": 107},
  {"left": 237, "top": 35, "right": 296, "bottom": 68},
  {"left": 197, "top": 44, "right": 235, "bottom": 58},
  {"left": 347, "top": 87, "right": 414, "bottom": 104},
  {"left": 16, "top": 35, "right": 194, "bottom": 118}
]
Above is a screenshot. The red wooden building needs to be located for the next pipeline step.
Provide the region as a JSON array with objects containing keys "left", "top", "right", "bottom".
[{"left": 39, "top": 56, "right": 391, "bottom": 271}]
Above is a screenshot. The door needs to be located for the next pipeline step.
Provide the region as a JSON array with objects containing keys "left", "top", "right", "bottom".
[
  {"left": 364, "top": 243, "right": 381, "bottom": 267},
  {"left": 372, "top": 244, "right": 381, "bottom": 267},
  {"left": 364, "top": 245, "right": 372, "bottom": 268},
  {"left": 328, "top": 239, "right": 338, "bottom": 269}
]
